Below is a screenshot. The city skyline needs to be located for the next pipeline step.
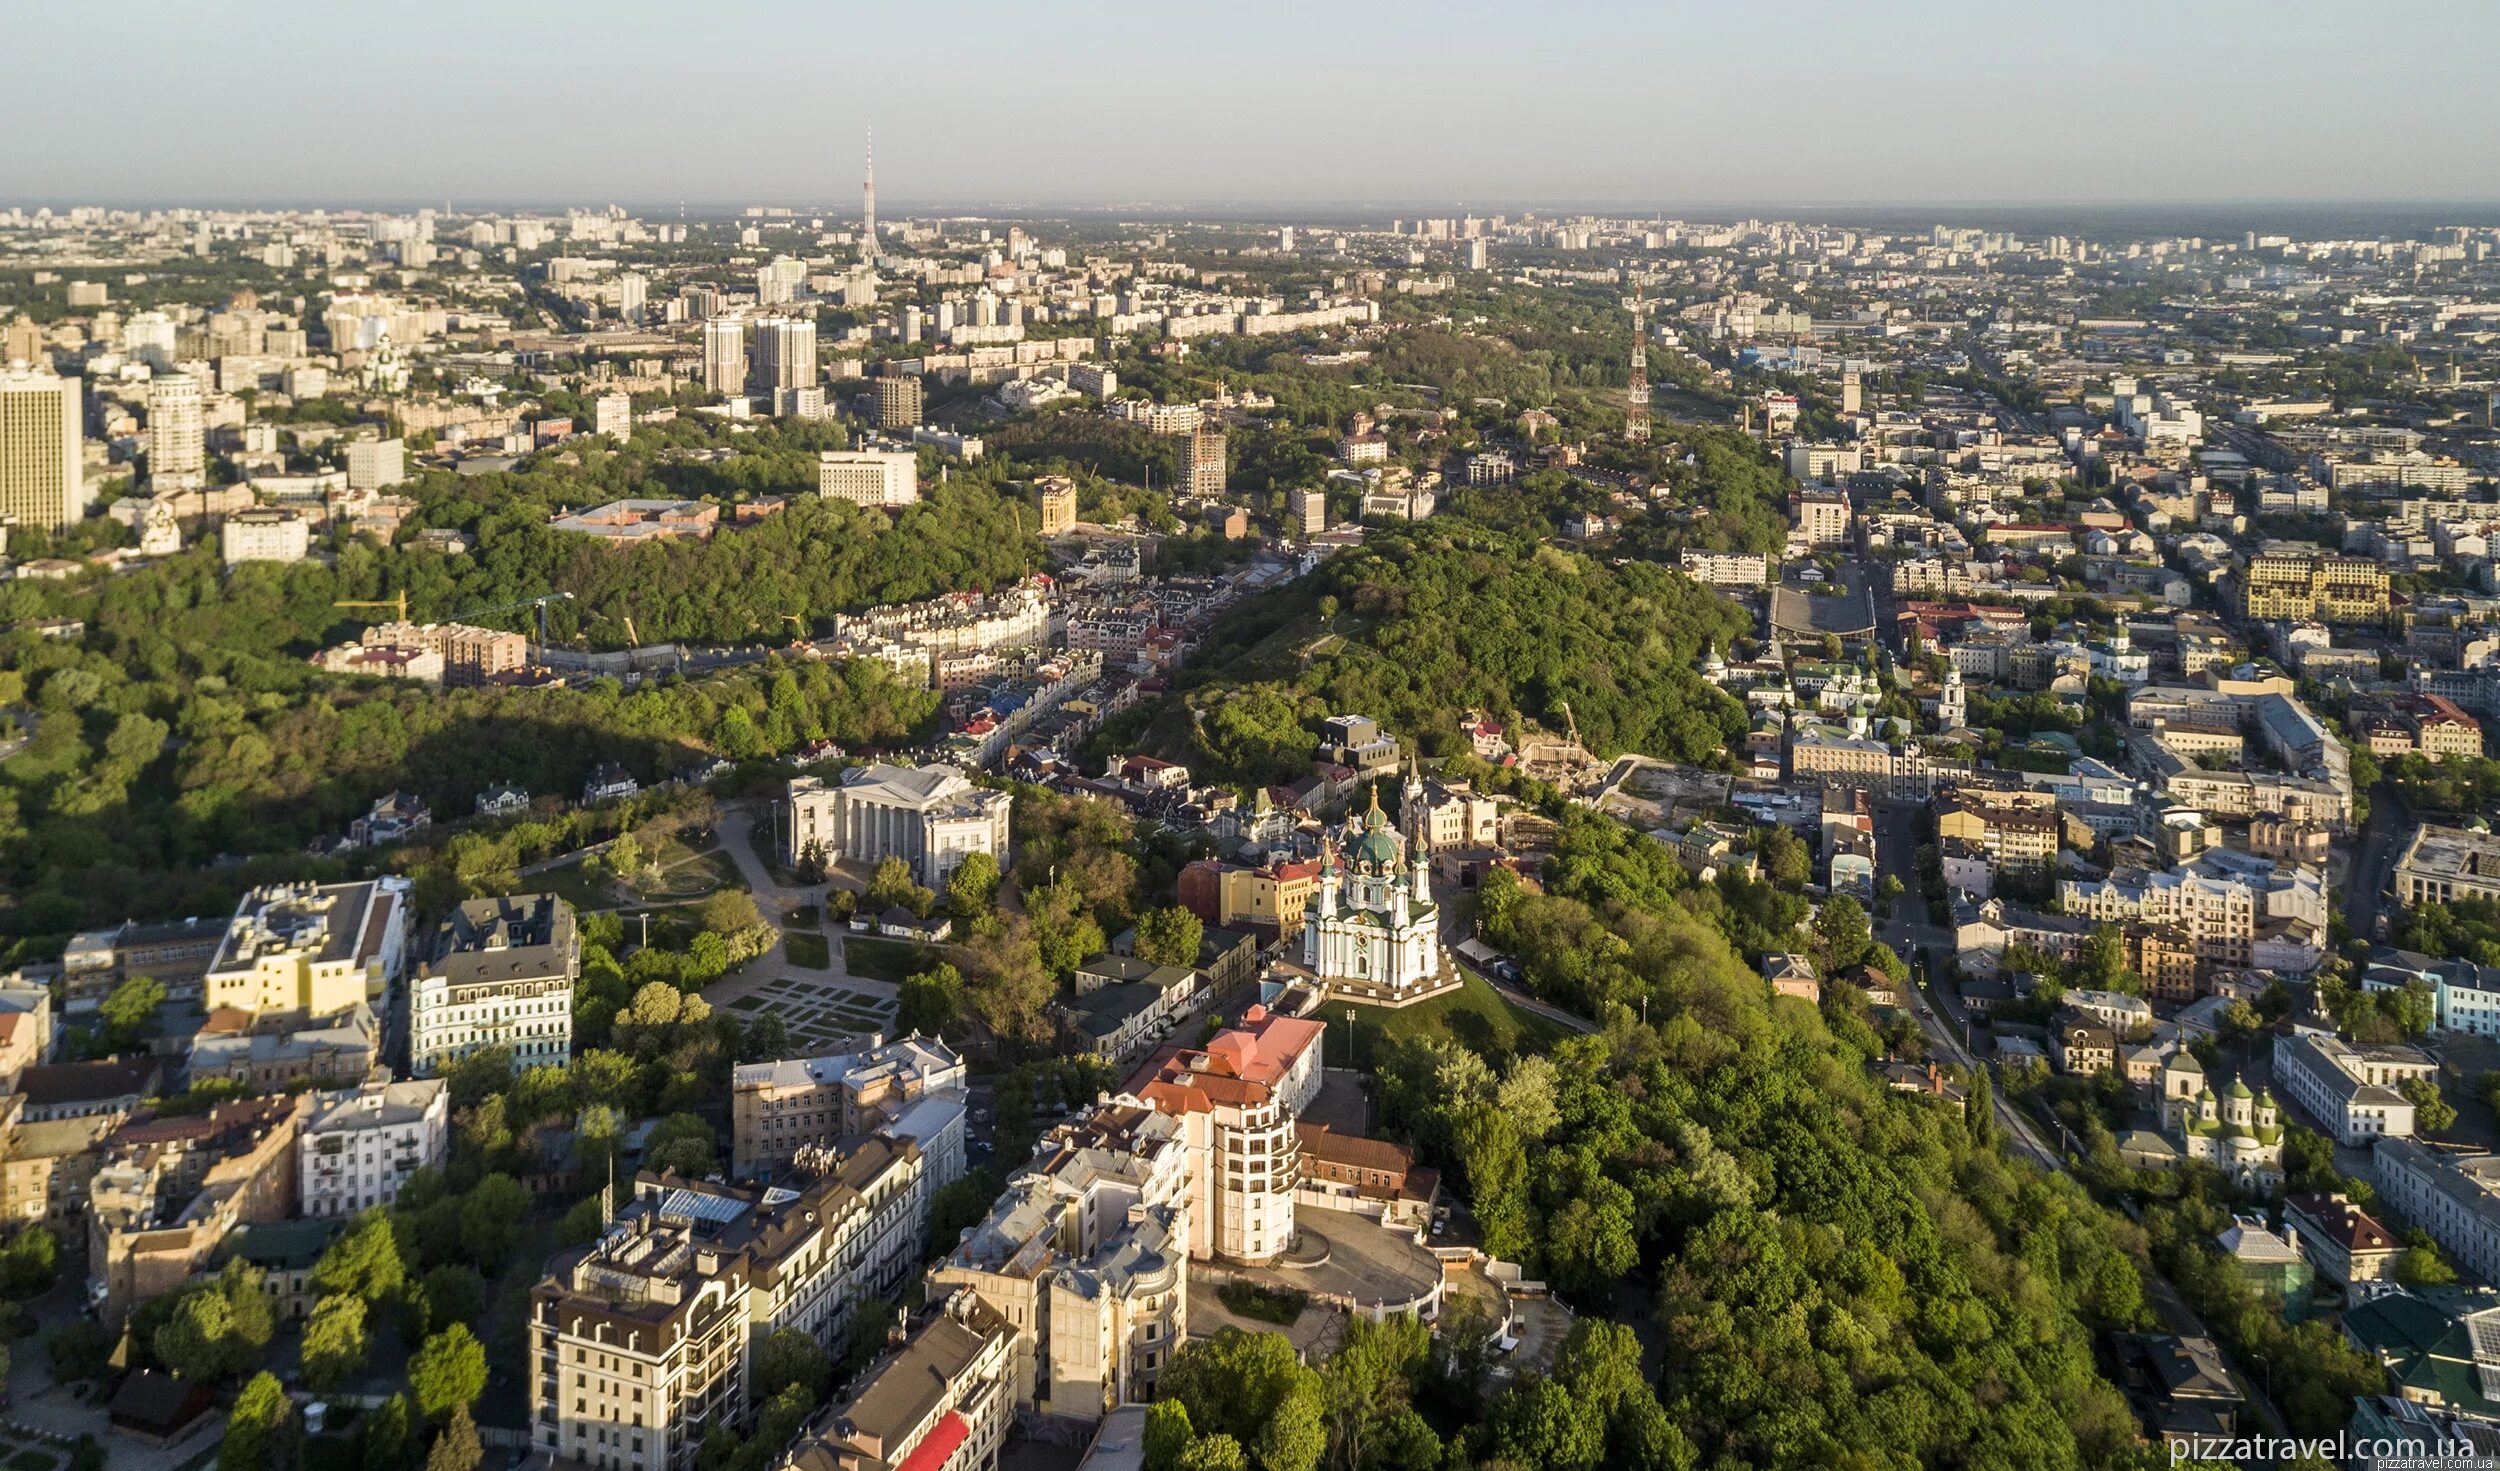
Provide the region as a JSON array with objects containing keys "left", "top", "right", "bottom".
[{"left": 11, "top": 0, "right": 2500, "bottom": 210}]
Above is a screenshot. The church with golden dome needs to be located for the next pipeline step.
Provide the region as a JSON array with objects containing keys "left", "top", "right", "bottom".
[{"left": 1300, "top": 765, "right": 1458, "bottom": 1005}]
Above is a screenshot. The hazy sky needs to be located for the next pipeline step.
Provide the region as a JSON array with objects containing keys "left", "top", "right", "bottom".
[{"left": 9, "top": 0, "right": 2497, "bottom": 211}]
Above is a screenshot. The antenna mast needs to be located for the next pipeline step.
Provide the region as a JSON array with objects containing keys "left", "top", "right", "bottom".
[
  {"left": 1624, "top": 278, "right": 1651, "bottom": 443},
  {"left": 861, "top": 125, "right": 877, "bottom": 249}
]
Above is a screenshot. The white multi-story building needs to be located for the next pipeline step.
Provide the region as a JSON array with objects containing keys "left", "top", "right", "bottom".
[
  {"left": 146, "top": 372, "right": 205, "bottom": 487},
  {"left": 221, "top": 507, "right": 311, "bottom": 566},
  {"left": 749, "top": 314, "right": 816, "bottom": 394},
  {"left": 1292, "top": 488, "right": 1327, "bottom": 536},
  {"left": 2059, "top": 861, "right": 2318, "bottom": 974},
  {"left": 2430, "top": 960, "right": 2500, "bottom": 1038},
  {"left": 1128, "top": 1006, "right": 1324, "bottom": 1266},
  {"left": 701, "top": 314, "right": 746, "bottom": 396},
  {"left": 817, "top": 449, "right": 919, "bottom": 508},
  {"left": 407, "top": 894, "right": 578, "bottom": 1077},
  {"left": 530, "top": 1209, "right": 750, "bottom": 1471},
  {"left": 1794, "top": 490, "right": 1851, "bottom": 548},
  {"left": 2376, "top": 1137, "right": 2500, "bottom": 1287},
  {"left": 297, "top": 1078, "right": 449, "bottom": 1218},
  {"left": 344, "top": 437, "right": 406, "bottom": 493},
  {"left": 530, "top": 1141, "right": 937, "bottom": 1471},
  {"left": 594, "top": 392, "right": 632, "bottom": 441},
  {"left": 1679, "top": 548, "right": 1770, "bottom": 587},
  {"left": 2272, "top": 1033, "right": 2429, "bottom": 1145},
  {"left": 928, "top": 1101, "right": 1190, "bottom": 1417},
  {"left": 782, "top": 765, "right": 1010, "bottom": 886}
]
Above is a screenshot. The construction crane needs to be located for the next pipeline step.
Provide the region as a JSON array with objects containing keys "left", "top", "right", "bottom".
[
  {"left": 332, "top": 591, "right": 410, "bottom": 623},
  {"left": 333, "top": 590, "right": 576, "bottom": 655},
  {"left": 451, "top": 591, "right": 576, "bottom": 654}
]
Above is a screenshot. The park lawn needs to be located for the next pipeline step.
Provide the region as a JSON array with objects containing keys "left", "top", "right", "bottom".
[
  {"left": 1332, "top": 969, "right": 1568, "bottom": 1067},
  {"left": 533, "top": 857, "right": 620, "bottom": 912},
  {"left": 784, "top": 932, "right": 832, "bottom": 969},
  {"left": 844, "top": 935, "right": 940, "bottom": 982},
  {"left": 624, "top": 849, "right": 743, "bottom": 903},
  {"left": 785, "top": 904, "right": 820, "bottom": 929},
  {"left": 615, "top": 904, "right": 706, "bottom": 953}
]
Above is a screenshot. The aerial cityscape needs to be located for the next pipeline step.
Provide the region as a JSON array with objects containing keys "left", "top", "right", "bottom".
[{"left": 15, "top": 8, "right": 2500, "bottom": 1471}]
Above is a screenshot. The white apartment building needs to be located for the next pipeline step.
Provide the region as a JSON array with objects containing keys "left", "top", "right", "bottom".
[
  {"left": 344, "top": 437, "right": 407, "bottom": 492},
  {"left": 737, "top": 1136, "right": 934, "bottom": 1351},
  {"left": 2431, "top": 960, "right": 2500, "bottom": 1038},
  {"left": 1127, "top": 1006, "right": 1323, "bottom": 1266},
  {"left": 731, "top": 1035, "right": 966, "bottom": 1184},
  {"left": 2375, "top": 1138, "right": 2500, "bottom": 1287},
  {"left": 1292, "top": 488, "right": 1326, "bottom": 536},
  {"left": 1794, "top": 490, "right": 1851, "bottom": 548},
  {"left": 531, "top": 1142, "right": 937, "bottom": 1471},
  {"left": 928, "top": 1102, "right": 1191, "bottom": 1418},
  {"left": 783, "top": 765, "right": 1011, "bottom": 886},
  {"left": 146, "top": 372, "right": 205, "bottom": 486},
  {"left": 817, "top": 450, "right": 919, "bottom": 508},
  {"left": 594, "top": 392, "right": 632, "bottom": 440},
  {"left": 2272, "top": 1033, "right": 2429, "bottom": 1146},
  {"left": 204, "top": 879, "right": 411, "bottom": 1021},
  {"left": 1679, "top": 548, "right": 1771, "bottom": 587},
  {"left": 407, "top": 894, "right": 577, "bottom": 1077},
  {"left": 221, "top": 506, "right": 312, "bottom": 566},
  {"left": 0, "top": 361, "right": 84, "bottom": 530},
  {"left": 749, "top": 315, "right": 816, "bottom": 394},
  {"left": 1785, "top": 441, "right": 1862, "bottom": 483},
  {"left": 701, "top": 315, "right": 746, "bottom": 395},
  {"left": 2059, "top": 867, "right": 2261, "bottom": 971},
  {"left": 530, "top": 1212, "right": 750, "bottom": 1471},
  {"left": 297, "top": 1078, "right": 449, "bottom": 1218}
]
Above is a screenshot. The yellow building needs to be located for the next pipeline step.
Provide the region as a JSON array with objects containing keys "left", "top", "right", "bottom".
[
  {"left": 202, "top": 880, "right": 410, "bottom": 1020},
  {"left": 2240, "top": 553, "right": 2390, "bottom": 624},
  {"left": 0, "top": 1113, "right": 114, "bottom": 1232},
  {"left": 1178, "top": 859, "right": 1318, "bottom": 937},
  {"left": 1934, "top": 794, "right": 2060, "bottom": 871},
  {"left": 1034, "top": 475, "right": 1078, "bottom": 535}
]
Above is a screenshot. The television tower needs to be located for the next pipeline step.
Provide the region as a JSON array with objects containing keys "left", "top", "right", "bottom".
[
  {"left": 1624, "top": 280, "right": 1651, "bottom": 443},
  {"left": 861, "top": 125, "right": 877, "bottom": 249}
]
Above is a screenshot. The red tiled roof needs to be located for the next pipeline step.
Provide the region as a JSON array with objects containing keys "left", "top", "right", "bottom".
[{"left": 896, "top": 1411, "right": 970, "bottom": 1471}]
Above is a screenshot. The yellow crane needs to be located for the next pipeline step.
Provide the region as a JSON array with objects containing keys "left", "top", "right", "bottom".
[{"left": 332, "top": 591, "right": 409, "bottom": 623}]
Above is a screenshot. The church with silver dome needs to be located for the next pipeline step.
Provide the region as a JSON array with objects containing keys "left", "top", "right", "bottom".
[{"left": 1299, "top": 765, "right": 1459, "bottom": 1005}]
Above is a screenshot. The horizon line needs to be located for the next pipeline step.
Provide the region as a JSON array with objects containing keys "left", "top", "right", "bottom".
[{"left": 10, "top": 194, "right": 2500, "bottom": 220}]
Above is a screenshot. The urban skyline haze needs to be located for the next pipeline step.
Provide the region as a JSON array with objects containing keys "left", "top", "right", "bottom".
[{"left": 9, "top": 0, "right": 2500, "bottom": 211}]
